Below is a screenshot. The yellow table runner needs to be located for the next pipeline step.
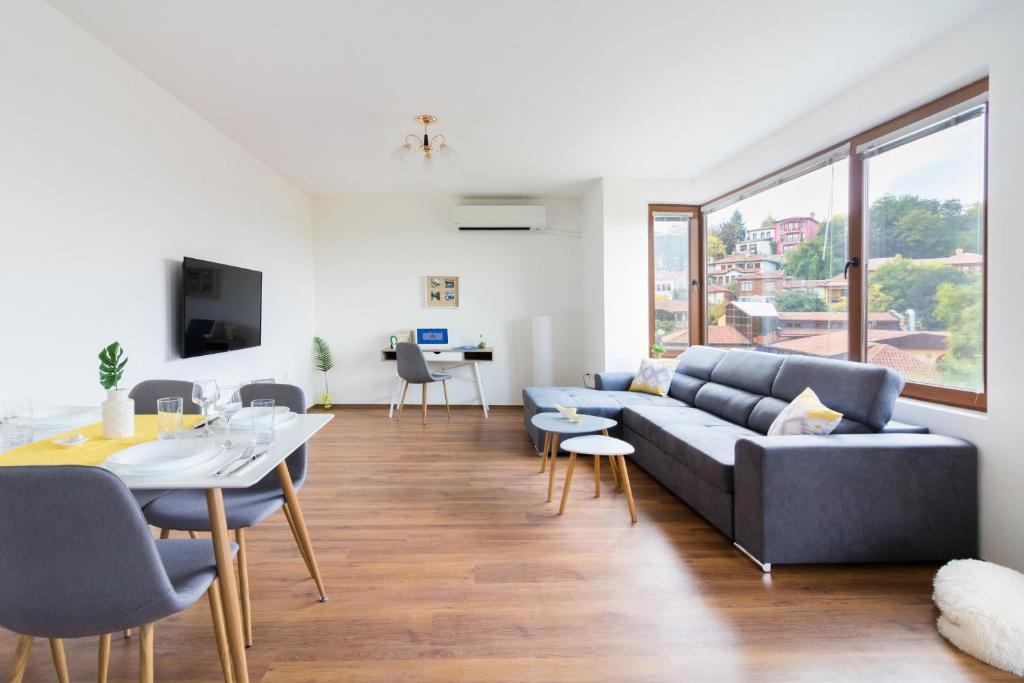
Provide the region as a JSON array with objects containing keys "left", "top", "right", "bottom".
[{"left": 0, "top": 415, "right": 204, "bottom": 467}]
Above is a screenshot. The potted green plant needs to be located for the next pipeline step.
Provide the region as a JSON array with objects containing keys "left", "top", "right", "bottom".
[
  {"left": 98, "top": 341, "right": 135, "bottom": 439},
  {"left": 312, "top": 336, "right": 335, "bottom": 408},
  {"left": 650, "top": 342, "right": 665, "bottom": 359}
]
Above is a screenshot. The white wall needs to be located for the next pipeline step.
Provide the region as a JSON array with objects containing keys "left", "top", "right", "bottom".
[
  {"left": 0, "top": 0, "right": 317, "bottom": 406},
  {"left": 312, "top": 195, "right": 585, "bottom": 406},
  {"left": 691, "top": 0, "right": 1024, "bottom": 570},
  {"left": 599, "top": 179, "right": 696, "bottom": 372}
]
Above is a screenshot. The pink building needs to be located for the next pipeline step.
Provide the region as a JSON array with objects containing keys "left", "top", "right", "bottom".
[{"left": 773, "top": 215, "right": 820, "bottom": 253}]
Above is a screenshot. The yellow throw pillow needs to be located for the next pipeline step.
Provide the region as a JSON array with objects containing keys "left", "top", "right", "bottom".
[
  {"left": 628, "top": 357, "right": 680, "bottom": 397},
  {"left": 767, "top": 387, "right": 843, "bottom": 436}
]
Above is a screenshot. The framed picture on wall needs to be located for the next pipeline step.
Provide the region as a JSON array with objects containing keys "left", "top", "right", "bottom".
[{"left": 425, "top": 275, "right": 459, "bottom": 308}]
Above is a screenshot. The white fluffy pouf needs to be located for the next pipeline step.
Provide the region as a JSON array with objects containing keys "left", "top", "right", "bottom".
[{"left": 933, "top": 558, "right": 1024, "bottom": 676}]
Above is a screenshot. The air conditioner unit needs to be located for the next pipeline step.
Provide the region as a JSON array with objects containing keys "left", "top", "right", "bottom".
[{"left": 452, "top": 205, "right": 546, "bottom": 232}]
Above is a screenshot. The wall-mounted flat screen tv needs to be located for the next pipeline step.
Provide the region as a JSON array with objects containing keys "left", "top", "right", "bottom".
[{"left": 181, "top": 257, "right": 262, "bottom": 358}]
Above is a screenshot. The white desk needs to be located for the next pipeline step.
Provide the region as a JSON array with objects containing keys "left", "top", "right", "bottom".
[{"left": 381, "top": 346, "right": 493, "bottom": 418}]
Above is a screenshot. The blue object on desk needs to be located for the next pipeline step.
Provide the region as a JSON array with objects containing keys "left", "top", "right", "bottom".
[
  {"left": 452, "top": 345, "right": 477, "bottom": 351},
  {"left": 416, "top": 328, "right": 448, "bottom": 345}
]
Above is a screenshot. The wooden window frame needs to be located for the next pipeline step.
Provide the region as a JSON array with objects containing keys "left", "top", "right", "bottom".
[
  {"left": 697, "top": 77, "right": 989, "bottom": 411},
  {"left": 648, "top": 204, "right": 704, "bottom": 358}
]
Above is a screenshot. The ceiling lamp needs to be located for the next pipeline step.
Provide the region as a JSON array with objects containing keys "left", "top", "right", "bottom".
[{"left": 396, "top": 114, "right": 454, "bottom": 163}]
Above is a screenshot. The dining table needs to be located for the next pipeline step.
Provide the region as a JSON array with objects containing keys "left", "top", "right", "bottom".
[{"left": 0, "top": 410, "right": 334, "bottom": 683}]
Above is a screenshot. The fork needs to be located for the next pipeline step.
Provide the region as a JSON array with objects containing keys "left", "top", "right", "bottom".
[{"left": 210, "top": 444, "right": 254, "bottom": 476}]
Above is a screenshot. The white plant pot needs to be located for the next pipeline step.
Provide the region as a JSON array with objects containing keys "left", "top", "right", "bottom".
[{"left": 102, "top": 389, "right": 135, "bottom": 439}]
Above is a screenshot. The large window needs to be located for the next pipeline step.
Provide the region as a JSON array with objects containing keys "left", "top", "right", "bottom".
[
  {"left": 649, "top": 206, "right": 699, "bottom": 355},
  {"left": 674, "top": 79, "right": 988, "bottom": 410},
  {"left": 703, "top": 154, "right": 849, "bottom": 357},
  {"left": 859, "top": 97, "right": 987, "bottom": 401}
]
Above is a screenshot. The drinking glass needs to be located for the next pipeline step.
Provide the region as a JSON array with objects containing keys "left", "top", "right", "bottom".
[
  {"left": 216, "top": 385, "right": 243, "bottom": 447},
  {"left": 251, "top": 398, "right": 275, "bottom": 445},
  {"left": 156, "top": 397, "right": 183, "bottom": 440},
  {"left": 1, "top": 399, "right": 33, "bottom": 447},
  {"left": 192, "top": 379, "right": 219, "bottom": 437}
]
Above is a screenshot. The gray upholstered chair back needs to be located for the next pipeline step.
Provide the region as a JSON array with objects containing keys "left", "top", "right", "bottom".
[
  {"left": 0, "top": 466, "right": 174, "bottom": 638},
  {"left": 240, "top": 383, "right": 308, "bottom": 488},
  {"left": 396, "top": 342, "right": 433, "bottom": 383},
  {"left": 130, "top": 379, "right": 200, "bottom": 415}
]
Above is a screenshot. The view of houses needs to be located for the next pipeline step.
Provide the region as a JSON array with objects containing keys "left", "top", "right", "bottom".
[{"left": 653, "top": 199, "right": 985, "bottom": 391}]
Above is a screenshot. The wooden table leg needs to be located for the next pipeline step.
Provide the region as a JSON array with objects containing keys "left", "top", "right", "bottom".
[
  {"left": 546, "top": 433, "right": 560, "bottom": 502},
  {"left": 558, "top": 452, "right": 578, "bottom": 515},
  {"left": 539, "top": 432, "right": 551, "bottom": 473},
  {"left": 98, "top": 633, "right": 111, "bottom": 683},
  {"left": 593, "top": 454, "right": 601, "bottom": 497},
  {"left": 8, "top": 635, "right": 32, "bottom": 683},
  {"left": 277, "top": 462, "right": 328, "bottom": 601},
  {"left": 616, "top": 456, "right": 637, "bottom": 523},
  {"left": 206, "top": 488, "right": 250, "bottom": 683}
]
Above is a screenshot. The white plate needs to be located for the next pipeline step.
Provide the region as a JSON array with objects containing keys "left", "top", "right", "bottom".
[
  {"left": 33, "top": 406, "right": 101, "bottom": 430},
  {"left": 105, "top": 439, "right": 219, "bottom": 475},
  {"left": 228, "top": 407, "right": 296, "bottom": 428}
]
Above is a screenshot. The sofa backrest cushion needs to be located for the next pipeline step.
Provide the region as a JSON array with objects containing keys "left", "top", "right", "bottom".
[
  {"left": 747, "top": 395, "right": 874, "bottom": 435},
  {"left": 677, "top": 346, "right": 727, "bottom": 380},
  {"left": 710, "top": 349, "right": 785, "bottom": 396},
  {"left": 771, "top": 354, "right": 905, "bottom": 430},
  {"left": 695, "top": 383, "right": 762, "bottom": 425},
  {"left": 668, "top": 373, "right": 707, "bottom": 405}
]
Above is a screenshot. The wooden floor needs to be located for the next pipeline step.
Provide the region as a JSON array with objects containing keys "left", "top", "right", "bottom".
[{"left": 2, "top": 406, "right": 1011, "bottom": 682}]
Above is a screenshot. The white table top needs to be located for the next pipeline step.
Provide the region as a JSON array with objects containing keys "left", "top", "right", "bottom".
[
  {"left": 560, "top": 435, "right": 635, "bottom": 456},
  {"left": 530, "top": 412, "right": 616, "bottom": 434},
  {"left": 110, "top": 413, "right": 333, "bottom": 490}
]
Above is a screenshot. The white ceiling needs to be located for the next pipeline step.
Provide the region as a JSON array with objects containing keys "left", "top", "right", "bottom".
[{"left": 47, "top": 0, "right": 995, "bottom": 197}]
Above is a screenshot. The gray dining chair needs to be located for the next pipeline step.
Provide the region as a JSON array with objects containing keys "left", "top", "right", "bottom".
[
  {"left": 0, "top": 466, "right": 235, "bottom": 683},
  {"left": 128, "top": 379, "right": 201, "bottom": 511},
  {"left": 140, "top": 383, "right": 326, "bottom": 648},
  {"left": 395, "top": 342, "right": 451, "bottom": 424}
]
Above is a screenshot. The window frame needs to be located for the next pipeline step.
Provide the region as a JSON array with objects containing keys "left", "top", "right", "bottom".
[
  {"left": 648, "top": 204, "right": 704, "bottom": 358},
  {"left": 697, "top": 78, "right": 988, "bottom": 411}
]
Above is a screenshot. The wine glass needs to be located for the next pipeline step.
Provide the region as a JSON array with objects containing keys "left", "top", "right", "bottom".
[
  {"left": 192, "top": 379, "right": 219, "bottom": 437},
  {"left": 215, "top": 385, "right": 243, "bottom": 447}
]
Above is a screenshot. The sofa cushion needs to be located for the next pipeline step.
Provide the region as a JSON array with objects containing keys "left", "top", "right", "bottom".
[
  {"left": 522, "top": 386, "right": 623, "bottom": 421},
  {"left": 603, "top": 391, "right": 687, "bottom": 409},
  {"left": 748, "top": 395, "right": 874, "bottom": 435},
  {"left": 772, "top": 354, "right": 905, "bottom": 430},
  {"left": 677, "top": 346, "right": 727, "bottom": 380},
  {"left": 667, "top": 373, "right": 706, "bottom": 405},
  {"left": 710, "top": 349, "right": 785, "bottom": 396},
  {"left": 694, "top": 383, "right": 762, "bottom": 425},
  {"left": 623, "top": 406, "right": 757, "bottom": 492}
]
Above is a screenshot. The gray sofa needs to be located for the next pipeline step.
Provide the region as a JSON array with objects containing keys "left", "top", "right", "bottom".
[{"left": 522, "top": 346, "right": 977, "bottom": 570}]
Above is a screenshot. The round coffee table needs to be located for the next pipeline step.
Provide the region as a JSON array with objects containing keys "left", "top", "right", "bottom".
[
  {"left": 558, "top": 435, "right": 637, "bottom": 523},
  {"left": 530, "top": 412, "right": 617, "bottom": 502}
]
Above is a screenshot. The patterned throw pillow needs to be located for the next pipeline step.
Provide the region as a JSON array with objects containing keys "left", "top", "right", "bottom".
[
  {"left": 767, "top": 387, "right": 843, "bottom": 436},
  {"left": 628, "top": 358, "right": 680, "bottom": 397}
]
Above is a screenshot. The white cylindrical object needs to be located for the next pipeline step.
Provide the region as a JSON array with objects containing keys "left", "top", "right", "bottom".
[
  {"left": 532, "top": 315, "right": 555, "bottom": 387},
  {"left": 101, "top": 389, "right": 135, "bottom": 439}
]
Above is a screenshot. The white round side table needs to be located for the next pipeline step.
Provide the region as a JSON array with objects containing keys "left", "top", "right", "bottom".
[
  {"left": 529, "top": 413, "right": 617, "bottom": 503},
  {"left": 557, "top": 435, "right": 637, "bottom": 523}
]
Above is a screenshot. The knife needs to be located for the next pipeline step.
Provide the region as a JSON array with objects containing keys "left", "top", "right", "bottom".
[{"left": 224, "top": 449, "right": 269, "bottom": 476}]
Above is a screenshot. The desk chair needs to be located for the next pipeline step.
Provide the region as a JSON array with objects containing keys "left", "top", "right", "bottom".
[
  {"left": 395, "top": 342, "right": 451, "bottom": 424},
  {"left": 0, "top": 466, "right": 234, "bottom": 683}
]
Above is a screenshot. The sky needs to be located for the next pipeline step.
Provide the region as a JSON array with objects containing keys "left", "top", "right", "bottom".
[{"left": 706, "top": 114, "right": 985, "bottom": 232}]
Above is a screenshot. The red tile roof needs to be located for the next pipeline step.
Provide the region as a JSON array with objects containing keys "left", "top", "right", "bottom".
[
  {"left": 777, "top": 311, "right": 898, "bottom": 323},
  {"left": 867, "top": 344, "right": 938, "bottom": 378},
  {"left": 662, "top": 325, "right": 750, "bottom": 346}
]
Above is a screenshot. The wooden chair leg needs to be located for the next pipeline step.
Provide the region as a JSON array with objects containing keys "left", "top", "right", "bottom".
[
  {"left": 139, "top": 623, "right": 155, "bottom": 683},
  {"left": 594, "top": 455, "right": 601, "bottom": 497},
  {"left": 208, "top": 579, "right": 234, "bottom": 683},
  {"left": 421, "top": 383, "right": 428, "bottom": 425},
  {"left": 123, "top": 628, "right": 132, "bottom": 639},
  {"left": 283, "top": 504, "right": 315, "bottom": 579},
  {"left": 442, "top": 380, "right": 451, "bottom": 418},
  {"left": 49, "top": 638, "right": 69, "bottom": 683},
  {"left": 546, "top": 434, "right": 560, "bottom": 502},
  {"left": 396, "top": 381, "right": 409, "bottom": 420},
  {"left": 539, "top": 432, "right": 551, "bottom": 473},
  {"left": 235, "top": 529, "right": 253, "bottom": 647},
  {"left": 617, "top": 456, "right": 637, "bottom": 523},
  {"left": 98, "top": 633, "right": 111, "bottom": 683},
  {"left": 558, "top": 452, "right": 578, "bottom": 515},
  {"left": 188, "top": 530, "right": 199, "bottom": 539},
  {"left": 159, "top": 528, "right": 170, "bottom": 539},
  {"left": 7, "top": 634, "right": 32, "bottom": 683},
  {"left": 277, "top": 462, "right": 328, "bottom": 602}
]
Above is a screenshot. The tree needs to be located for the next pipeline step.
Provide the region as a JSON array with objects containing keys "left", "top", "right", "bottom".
[
  {"left": 761, "top": 214, "right": 776, "bottom": 229},
  {"left": 933, "top": 276, "right": 984, "bottom": 390},
  {"left": 715, "top": 210, "right": 747, "bottom": 255},
  {"left": 775, "top": 289, "right": 827, "bottom": 312},
  {"left": 706, "top": 234, "right": 726, "bottom": 259},
  {"left": 782, "top": 214, "right": 847, "bottom": 280},
  {"left": 868, "top": 194, "right": 982, "bottom": 259},
  {"left": 870, "top": 260, "right": 969, "bottom": 330}
]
